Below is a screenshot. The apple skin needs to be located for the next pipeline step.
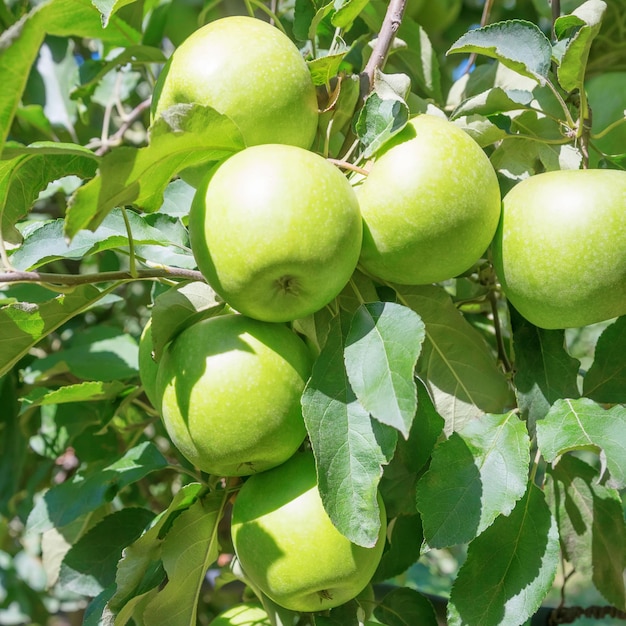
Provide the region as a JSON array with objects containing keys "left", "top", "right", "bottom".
[
  {"left": 189, "top": 144, "right": 362, "bottom": 323},
  {"left": 156, "top": 314, "right": 312, "bottom": 476},
  {"left": 357, "top": 114, "right": 501, "bottom": 285},
  {"left": 492, "top": 169, "right": 626, "bottom": 329},
  {"left": 210, "top": 602, "right": 271, "bottom": 625},
  {"left": 231, "top": 452, "right": 387, "bottom": 613},
  {"left": 152, "top": 16, "right": 318, "bottom": 150}
]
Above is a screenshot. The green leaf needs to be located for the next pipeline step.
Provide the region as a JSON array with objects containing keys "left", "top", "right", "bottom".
[
  {"left": 0, "top": 284, "right": 110, "bottom": 378},
  {"left": 537, "top": 398, "right": 626, "bottom": 489},
  {"left": 0, "top": 142, "right": 98, "bottom": 243},
  {"left": 91, "top": 0, "right": 138, "bottom": 27},
  {"left": 447, "top": 20, "right": 552, "bottom": 83},
  {"left": 150, "top": 281, "right": 224, "bottom": 361},
  {"left": 302, "top": 313, "right": 397, "bottom": 547},
  {"left": 142, "top": 493, "right": 225, "bottom": 626},
  {"left": 65, "top": 104, "right": 244, "bottom": 239},
  {"left": 511, "top": 311, "right": 581, "bottom": 433},
  {"left": 553, "top": 0, "right": 606, "bottom": 93},
  {"left": 583, "top": 316, "right": 626, "bottom": 403},
  {"left": 59, "top": 507, "right": 155, "bottom": 596},
  {"left": 396, "top": 285, "right": 513, "bottom": 434},
  {"left": 373, "top": 514, "right": 423, "bottom": 582},
  {"left": 331, "top": 0, "right": 369, "bottom": 29},
  {"left": 374, "top": 587, "right": 438, "bottom": 626},
  {"left": 11, "top": 208, "right": 182, "bottom": 271},
  {"left": 27, "top": 442, "right": 168, "bottom": 533},
  {"left": 546, "top": 455, "right": 626, "bottom": 610},
  {"left": 20, "top": 381, "right": 128, "bottom": 410},
  {"left": 109, "top": 483, "right": 204, "bottom": 613},
  {"left": 447, "top": 483, "right": 560, "bottom": 626},
  {"left": 450, "top": 87, "right": 534, "bottom": 120},
  {"left": 307, "top": 52, "right": 347, "bottom": 86},
  {"left": 416, "top": 412, "right": 530, "bottom": 548},
  {"left": 345, "top": 302, "right": 425, "bottom": 437},
  {"left": 355, "top": 92, "right": 410, "bottom": 158}
]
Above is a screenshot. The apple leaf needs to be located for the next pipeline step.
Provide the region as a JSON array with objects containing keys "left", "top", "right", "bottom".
[
  {"left": 65, "top": 104, "right": 244, "bottom": 239},
  {"left": 553, "top": 0, "right": 606, "bottom": 93},
  {"left": 150, "top": 281, "right": 224, "bottom": 361},
  {"left": 447, "top": 20, "right": 552, "bottom": 84},
  {"left": 331, "top": 0, "right": 369, "bottom": 29},
  {"left": 0, "top": 284, "right": 112, "bottom": 379},
  {"left": 0, "top": 142, "right": 98, "bottom": 244},
  {"left": 583, "top": 316, "right": 626, "bottom": 403},
  {"left": 59, "top": 507, "right": 155, "bottom": 596},
  {"left": 344, "top": 302, "right": 425, "bottom": 438},
  {"left": 302, "top": 313, "right": 397, "bottom": 548},
  {"left": 26, "top": 442, "right": 168, "bottom": 534},
  {"left": 449, "top": 87, "right": 534, "bottom": 121},
  {"left": 355, "top": 92, "right": 409, "bottom": 158},
  {"left": 537, "top": 398, "right": 626, "bottom": 489},
  {"left": 447, "top": 483, "right": 560, "bottom": 626},
  {"left": 546, "top": 455, "right": 626, "bottom": 610},
  {"left": 308, "top": 52, "right": 347, "bottom": 87},
  {"left": 20, "top": 381, "right": 129, "bottom": 410},
  {"left": 142, "top": 492, "right": 225, "bottom": 626},
  {"left": 108, "top": 483, "right": 204, "bottom": 614},
  {"left": 511, "top": 311, "right": 581, "bottom": 433},
  {"left": 10, "top": 208, "right": 185, "bottom": 271},
  {"left": 0, "top": 374, "right": 25, "bottom": 517},
  {"left": 416, "top": 412, "right": 530, "bottom": 549},
  {"left": 373, "top": 514, "right": 423, "bottom": 583},
  {"left": 395, "top": 284, "right": 513, "bottom": 434},
  {"left": 374, "top": 587, "right": 438, "bottom": 626}
]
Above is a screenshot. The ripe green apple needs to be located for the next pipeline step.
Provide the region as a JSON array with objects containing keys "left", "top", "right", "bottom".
[
  {"left": 357, "top": 114, "right": 501, "bottom": 285},
  {"left": 152, "top": 16, "right": 319, "bottom": 150},
  {"left": 138, "top": 318, "right": 160, "bottom": 408},
  {"left": 156, "top": 313, "right": 312, "bottom": 476},
  {"left": 231, "top": 452, "right": 387, "bottom": 613},
  {"left": 492, "top": 169, "right": 626, "bottom": 329},
  {"left": 189, "top": 144, "right": 362, "bottom": 323},
  {"left": 210, "top": 602, "right": 271, "bottom": 625}
]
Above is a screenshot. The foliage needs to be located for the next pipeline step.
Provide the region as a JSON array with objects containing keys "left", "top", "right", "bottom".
[{"left": 0, "top": 0, "right": 624, "bottom": 625}]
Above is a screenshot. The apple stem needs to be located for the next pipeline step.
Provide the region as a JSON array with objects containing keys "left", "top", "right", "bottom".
[
  {"left": 360, "top": 0, "right": 407, "bottom": 100},
  {"left": 327, "top": 158, "right": 369, "bottom": 177}
]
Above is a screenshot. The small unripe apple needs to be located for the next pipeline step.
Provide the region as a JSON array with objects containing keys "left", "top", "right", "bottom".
[
  {"left": 156, "top": 314, "right": 312, "bottom": 476},
  {"left": 492, "top": 169, "right": 626, "bottom": 329},
  {"left": 231, "top": 452, "right": 387, "bottom": 613},
  {"left": 357, "top": 114, "right": 501, "bottom": 285},
  {"left": 138, "top": 319, "right": 159, "bottom": 408},
  {"left": 189, "top": 144, "right": 362, "bottom": 323},
  {"left": 152, "top": 16, "right": 319, "bottom": 150}
]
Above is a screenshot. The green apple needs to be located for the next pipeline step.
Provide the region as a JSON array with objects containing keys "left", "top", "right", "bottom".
[
  {"left": 231, "top": 452, "right": 387, "bottom": 613},
  {"left": 156, "top": 313, "right": 312, "bottom": 476},
  {"left": 138, "top": 318, "right": 160, "bottom": 408},
  {"left": 586, "top": 72, "right": 626, "bottom": 165},
  {"left": 152, "top": 16, "right": 319, "bottom": 150},
  {"left": 189, "top": 144, "right": 362, "bottom": 323},
  {"left": 357, "top": 114, "right": 501, "bottom": 285},
  {"left": 210, "top": 602, "right": 271, "bottom": 625},
  {"left": 492, "top": 169, "right": 626, "bottom": 329}
]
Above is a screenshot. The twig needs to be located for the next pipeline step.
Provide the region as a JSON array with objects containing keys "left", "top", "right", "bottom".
[
  {"left": 326, "top": 158, "right": 369, "bottom": 177},
  {"left": 93, "top": 98, "right": 152, "bottom": 156},
  {"left": 463, "top": 0, "right": 496, "bottom": 76},
  {"left": 0, "top": 267, "right": 206, "bottom": 287},
  {"left": 360, "top": 0, "right": 407, "bottom": 100}
]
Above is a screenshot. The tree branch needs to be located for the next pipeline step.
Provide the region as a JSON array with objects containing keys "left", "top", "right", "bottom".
[
  {"left": 0, "top": 267, "right": 206, "bottom": 287},
  {"left": 360, "top": 0, "right": 407, "bottom": 100}
]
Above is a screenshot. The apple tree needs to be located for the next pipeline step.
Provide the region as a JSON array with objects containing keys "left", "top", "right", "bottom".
[{"left": 0, "top": 0, "right": 625, "bottom": 625}]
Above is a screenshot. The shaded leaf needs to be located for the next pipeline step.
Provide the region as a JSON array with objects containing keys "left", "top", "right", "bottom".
[
  {"left": 416, "top": 412, "right": 530, "bottom": 548},
  {"left": 546, "top": 455, "right": 625, "bottom": 610},
  {"left": 302, "top": 313, "right": 397, "bottom": 547},
  {"left": 65, "top": 104, "right": 244, "bottom": 239},
  {"left": 511, "top": 310, "right": 581, "bottom": 433},
  {"left": 26, "top": 442, "right": 168, "bottom": 533},
  {"left": 447, "top": 483, "right": 560, "bottom": 626},
  {"left": 356, "top": 92, "right": 409, "bottom": 158},
  {"left": 345, "top": 302, "right": 425, "bottom": 437},
  {"left": 448, "top": 20, "right": 552, "bottom": 83},
  {"left": 0, "top": 284, "right": 110, "bottom": 378},
  {"left": 142, "top": 493, "right": 225, "bottom": 626},
  {"left": 450, "top": 87, "right": 534, "bottom": 120},
  {"left": 583, "top": 316, "right": 626, "bottom": 403},
  {"left": 373, "top": 514, "right": 423, "bottom": 583},
  {"left": 375, "top": 587, "right": 438, "bottom": 626},
  {"left": 59, "top": 508, "right": 154, "bottom": 596},
  {"left": 396, "top": 284, "right": 512, "bottom": 433}
]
